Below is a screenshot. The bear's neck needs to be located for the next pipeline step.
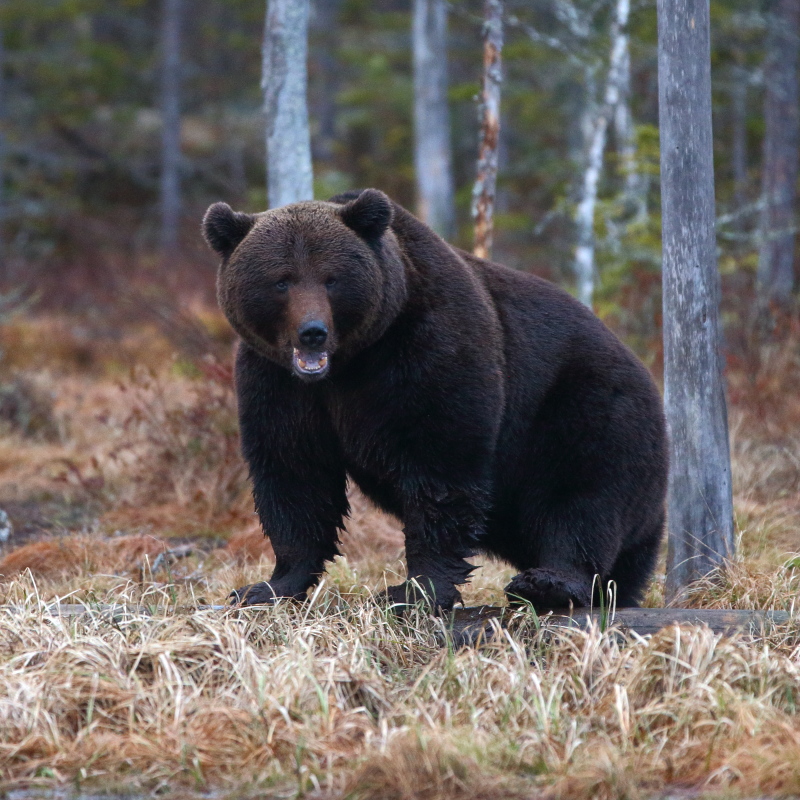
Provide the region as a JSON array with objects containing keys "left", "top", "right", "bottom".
[{"left": 340, "top": 230, "right": 409, "bottom": 358}]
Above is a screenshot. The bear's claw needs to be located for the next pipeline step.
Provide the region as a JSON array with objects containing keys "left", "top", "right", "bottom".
[{"left": 504, "top": 567, "right": 592, "bottom": 610}]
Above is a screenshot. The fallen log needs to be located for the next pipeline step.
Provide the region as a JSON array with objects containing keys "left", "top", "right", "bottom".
[
  {"left": 39, "top": 603, "right": 227, "bottom": 617},
  {"left": 37, "top": 603, "right": 793, "bottom": 627},
  {"left": 9, "top": 604, "right": 792, "bottom": 649},
  {"left": 447, "top": 606, "right": 792, "bottom": 647}
]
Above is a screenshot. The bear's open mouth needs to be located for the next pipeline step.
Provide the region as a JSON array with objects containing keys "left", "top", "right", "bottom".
[{"left": 292, "top": 347, "right": 329, "bottom": 379}]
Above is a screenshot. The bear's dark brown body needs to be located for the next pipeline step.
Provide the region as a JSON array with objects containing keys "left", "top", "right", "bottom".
[{"left": 203, "top": 189, "right": 667, "bottom": 610}]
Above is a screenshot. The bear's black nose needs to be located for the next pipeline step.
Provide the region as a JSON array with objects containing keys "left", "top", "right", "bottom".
[{"left": 298, "top": 320, "right": 328, "bottom": 349}]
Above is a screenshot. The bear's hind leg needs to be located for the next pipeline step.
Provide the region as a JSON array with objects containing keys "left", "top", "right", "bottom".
[
  {"left": 607, "top": 512, "right": 664, "bottom": 607},
  {"left": 502, "top": 498, "right": 616, "bottom": 610},
  {"left": 504, "top": 567, "right": 593, "bottom": 609}
]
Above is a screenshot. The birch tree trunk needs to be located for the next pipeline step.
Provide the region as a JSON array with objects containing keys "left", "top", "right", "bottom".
[
  {"left": 757, "top": 0, "right": 799, "bottom": 309},
  {"left": 613, "top": 34, "right": 646, "bottom": 221},
  {"left": 658, "top": 0, "right": 735, "bottom": 602},
  {"left": 413, "top": 0, "right": 455, "bottom": 239},
  {"left": 472, "top": 0, "right": 503, "bottom": 260},
  {"left": 573, "top": 0, "right": 630, "bottom": 307},
  {"left": 159, "top": 0, "right": 182, "bottom": 255},
  {"left": 263, "top": 0, "right": 313, "bottom": 208}
]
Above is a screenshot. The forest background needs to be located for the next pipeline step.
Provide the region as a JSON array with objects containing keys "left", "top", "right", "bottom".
[
  {"left": 0, "top": 0, "right": 797, "bottom": 609},
  {"left": 2, "top": 0, "right": 791, "bottom": 342},
  {"left": 0, "top": 0, "right": 798, "bottom": 614},
  {"left": 0, "top": 1, "right": 800, "bottom": 796}
]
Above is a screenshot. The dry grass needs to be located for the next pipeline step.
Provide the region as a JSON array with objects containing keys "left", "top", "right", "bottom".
[
  {"left": 0, "top": 535, "right": 173, "bottom": 580},
  {"left": 0, "top": 313, "right": 798, "bottom": 798},
  {"left": 1, "top": 570, "right": 800, "bottom": 799}
]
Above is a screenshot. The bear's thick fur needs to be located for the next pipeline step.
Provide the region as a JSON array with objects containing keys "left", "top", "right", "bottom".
[{"left": 203, "top": 189, "right": 668, "bottom": 610}]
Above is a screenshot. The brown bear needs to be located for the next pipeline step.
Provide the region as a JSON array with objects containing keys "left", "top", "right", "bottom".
[{"left": 203, "top": 189, "right": 668, "bottom": 610}]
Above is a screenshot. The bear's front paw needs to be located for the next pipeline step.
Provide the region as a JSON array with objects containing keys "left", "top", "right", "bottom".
[
  {"left": 504, "top": 568, "right": 592, "bottom": 610},
  {"left": 380, "top": 580, "right": 463, "bottom": 612},
  {"left": 229, "top": 581, "right": 304, "bottom": 606}
]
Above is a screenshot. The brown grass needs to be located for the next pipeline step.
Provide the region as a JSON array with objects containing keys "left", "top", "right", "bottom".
[
  {"left": 0, "top": 535, "right": 171, "bottom": 579},
  {"left": 0, "top": 313, "right": 798, "bottom": 798},
  {"left": 0, "top": 572, "right": 799, "bottom": 799}
]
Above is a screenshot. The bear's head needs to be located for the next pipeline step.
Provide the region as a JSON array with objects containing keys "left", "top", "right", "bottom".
[{"left": 203, "top": 189, "right": 407, "bottom": 382}]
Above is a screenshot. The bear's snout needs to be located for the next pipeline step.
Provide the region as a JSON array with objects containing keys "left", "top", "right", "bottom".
[
  {"left": 292, "top": 313, "right": 332, "bottom": 381},
  {"left": 298, "top": 320, "right": 328, "bottom": 349}
]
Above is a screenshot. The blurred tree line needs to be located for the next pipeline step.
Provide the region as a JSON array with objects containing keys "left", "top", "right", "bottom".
[{"left": 0, "top": 0, "right": 795, "bottom": 348}]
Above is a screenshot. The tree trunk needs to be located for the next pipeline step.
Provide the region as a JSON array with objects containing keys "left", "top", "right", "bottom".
[
  {"left": 658, "top": 0, "right": 735, "bottom": 603},
  {"left": 413, "top": 0, "right": 455, "bottom": 239},
  {"left": 310, "top": 0, "right": 343, "bottom": 163},
  {"left": 730, "top": 65, "right": 748, "bottom": 216},
  {"left": 472, "top": 0, "right": 503, "bottom": 260},
  {"left": 159, "top": 0, "right": 182, "bottom": 255},
  {"left": 614, "top": 32, "right": 646, "bottom": 222},
  {"left": 757, "top": 0, "right": 799, "bottom": 309},
  {"left": 263, "top": 0, "right": 314, "bottom": 208},
  {"left": 0, "top": 19, "right": 6, "bottom": 280},
  {"left": 573, "top": 0, "right": 631, "bottom": 307}
]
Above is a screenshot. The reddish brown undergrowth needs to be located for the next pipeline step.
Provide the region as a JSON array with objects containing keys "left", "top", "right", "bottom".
[
  {"left": 0, "top": 535, "right": 171, "bottom": 580},
  {"left": 0, "top": 306, "right": 797, "bottom": 798}
]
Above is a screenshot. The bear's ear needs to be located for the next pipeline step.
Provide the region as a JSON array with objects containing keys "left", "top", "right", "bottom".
[
  {"left": 329, "top": 189, "right": 366, "bottom": 205},
  {"left": 202, "top": 203, "right": 256, "bottom": 259},
  {"left": 339, "top": 189, "right": 393, "bottom": 241}
]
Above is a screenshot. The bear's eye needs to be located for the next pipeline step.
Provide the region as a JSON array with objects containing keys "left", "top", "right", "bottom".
[
  {"left": 275, "top": 280, "right": 289, "bottom": 292},
  {"left": 325, "top": 277, "right": 337, "bottom": 288}
]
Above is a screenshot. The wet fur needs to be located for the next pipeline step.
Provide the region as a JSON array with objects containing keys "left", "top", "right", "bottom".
[{"left": 203, "top": 190, "right": 668, "bottom": 610}]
